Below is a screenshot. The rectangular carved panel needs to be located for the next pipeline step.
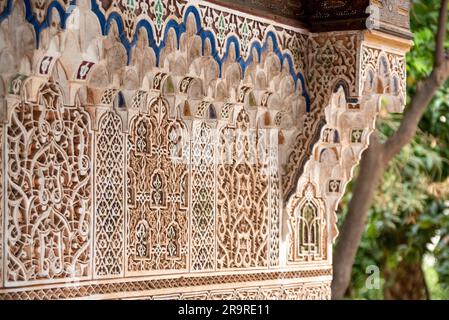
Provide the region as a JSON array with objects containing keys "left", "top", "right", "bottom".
[
  {"left": 94, "top": 111, "right": 126, "bottom": 278},
  {"left": 126, "top": 97, "right": 189, "bottom": 274},
  {"left": 216, "top": 110, "right": 269, "bottom": 269},
  {"left": 5, "top": 83, "right": 92, "bottom": 285},
  {"left": 190, "top": 122, "right": 216, "bottom": 272}
]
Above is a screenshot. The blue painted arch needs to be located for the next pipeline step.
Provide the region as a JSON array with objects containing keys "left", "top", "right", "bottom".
[{"left": 0, "top": 1, "right": 311, "bottom": 111}]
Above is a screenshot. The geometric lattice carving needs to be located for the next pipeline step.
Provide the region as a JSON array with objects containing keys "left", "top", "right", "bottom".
[
  {"left": 268, "top": 132, "right": 281, "bottom": 267},
  {"left": 5, "top": 83, "right": 92, "bottom": 285},
  {"left": 146, "top": 282, "right": 332, "bottom": 300},
  {"left": 126, "top": 97, "right": 188, "bottom": 273},
  {"left": 0, "top": 268, "right": 332, "bottom": 299},
  {"left": 95, "top": 111, "right": 125, "bottom": 278},
  {"left": 190, "top": 122, "right": 216, "bottom": 271}
]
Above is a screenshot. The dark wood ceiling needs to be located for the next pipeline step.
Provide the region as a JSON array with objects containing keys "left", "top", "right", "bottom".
[
  {"left": 208, "top": 1, "right": 411, "bottom": 37},
  {"left": 208, "top": 0, "right": 369, "bottom": 30}
]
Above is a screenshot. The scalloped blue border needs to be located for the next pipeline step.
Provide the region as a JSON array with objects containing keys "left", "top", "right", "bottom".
[
  {"left": 0, "top": 0, "right": 75, "bottom": 48},
  {"left": 27, "top": 0, "right": 77, "bottom": 48},
  {"left": 0, "top": 0, "right": 310, "bottom": 111},
  {"left": 0, "top": 0, "right": 13, "bottom": 22}
]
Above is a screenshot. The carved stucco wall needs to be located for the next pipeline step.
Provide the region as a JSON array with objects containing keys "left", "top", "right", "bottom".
[{"left": 0, "top": 0, "right": 410, "bottom": 300}]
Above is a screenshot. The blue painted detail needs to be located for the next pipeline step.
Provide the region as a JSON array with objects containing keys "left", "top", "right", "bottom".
[
  {"left": 25, "top": 0, "right": 73, "bottom": 48},
  {"left": 133, "top": 19, "right": 159, "bottom": 63},
  {"left": 199, "top": 30, "right": 220, "bottom": 63},
  {"left": 334, "top": 130, "right": 340, "bottom": 143},
  {"left": 117, "top": 91, "right": 126, "bottom": 108},
  {"left": 162, "top": 19, "right": 183, "bottom": 63},
  {"left": 105, "top": 12, "right": 132, "bottom": 63},
  {"left": 0, "top": 1, "right": 311, "bottom": 111},
  {"left": 0, "top": 0, "right": 13, "bottom": 24},
  {"left": 99, "top": 5, "right": 312, "bottom": 111},
  {"left": 223, "top": 35, "right": 242, "bottom": 74},
  {"left": 208, "top": 105, "right": 217, "bottom": 120},
  {"left": 247, "top": 41, "right": 262, "bottom": 66},
  {"left": 183, "top": 6, "right": 203, "bottom": 32},
  {"left": 0, "top": 0, "right": 76, "bottom": 47},
  {"left": 91, "top": 0, "right": 106, "bottom": 35}
]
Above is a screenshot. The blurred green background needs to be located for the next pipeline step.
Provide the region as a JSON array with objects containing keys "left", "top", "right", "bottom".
[{"left": 339, "top": 0, "right": 449, "bottom": 299}]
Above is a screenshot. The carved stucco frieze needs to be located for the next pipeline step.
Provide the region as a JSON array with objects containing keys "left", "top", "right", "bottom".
[
  {"left": 282, "top": 32, "right": 359, "bottom": 201},
  {"left": 286, "top": 34, "right": 409, "bottom": 266},
  {"left": 0, "top": 0, "right": 411, "bottom": 299}
]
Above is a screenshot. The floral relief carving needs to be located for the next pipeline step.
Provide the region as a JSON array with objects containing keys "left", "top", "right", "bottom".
[
  {"left": 283, "top": 32, "right": 359, "bottom": 201},
  {"left": 5, "top": 82, "right": 92, "bottom": 285},
  {"left": 286, "top": 40, "right": 407, "bottom": 254},
  {"left": 268, "top": 131, "right": 281, "bottom": 268},
  {"left": 216, "top": 109, "right": 269, "bottom": 269},
  {"left": 126, "top": 96, "right": 189, "bottom": 273}
]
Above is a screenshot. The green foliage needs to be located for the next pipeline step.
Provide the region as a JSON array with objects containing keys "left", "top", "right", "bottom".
[
  {"left": 344, "top": 0, "right": 449, "bottom": 299},
  {"left": 423, "top": 256, "right": 449, "bottom": 300}
]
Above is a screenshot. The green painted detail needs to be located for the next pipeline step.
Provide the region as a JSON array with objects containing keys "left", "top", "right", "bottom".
[
  {"left": 154, "top": 0, "right": 165, "bottom": 31},
  {"left": 127, "top": 0, "right": 136, "bottom": 9},
  {"left": 217, "top": 13, "right": 227, "bottom": 43},
  {"left": 241, "top": 20, "right": 250, "bottom": 54}
]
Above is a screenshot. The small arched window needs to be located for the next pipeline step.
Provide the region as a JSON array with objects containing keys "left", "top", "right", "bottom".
[{"left": 292, "top": 183, "right": 326, "bottom": 262}]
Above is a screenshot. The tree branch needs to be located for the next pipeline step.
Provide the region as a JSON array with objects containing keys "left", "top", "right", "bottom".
[
  {"left": 332, "top": 133, "right": 384, "bottom": 299},
  {"left": 435, "top": 0, "right": 449, "bottom": 66}
]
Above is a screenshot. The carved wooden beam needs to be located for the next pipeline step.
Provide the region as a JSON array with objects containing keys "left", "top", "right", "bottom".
[{"left": 0, "top": 0, "right": 411, "bottom": 300}]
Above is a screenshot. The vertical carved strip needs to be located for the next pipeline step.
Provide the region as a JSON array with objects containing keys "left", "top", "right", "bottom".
[
  {"left": 5, "top": 83, "right": 92, "bottom": 285},
  {"left": 217, "top": 109, "right": 269, "bottom": 269},
  {"left": 94, "top": 111, "right": 125, "bottom": 278},
  {"left": 190, "top": 121, "right": 216, "bottom": 271},
  {"left": 126, "top": 114, "right": 153, "bottom": 272},
  {"left": 269, "top": 130, "right": 280, "bottom": 267},
  {"left": 126, "top": 97, "right": 188, "bottom": 273}
]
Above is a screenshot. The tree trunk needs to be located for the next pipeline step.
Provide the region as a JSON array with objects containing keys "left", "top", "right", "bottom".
[
  {"left": 331, "top": 134, "right": 385, "bottom": 299},
  {"left": 384, "top": 258, "right": 429, "bottom": 300}
]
